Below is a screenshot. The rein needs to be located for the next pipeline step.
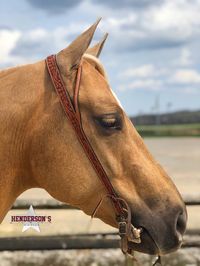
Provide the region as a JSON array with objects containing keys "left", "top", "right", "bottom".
[{"left": 45, "top": 55, "right": 160, "bottom": 263}]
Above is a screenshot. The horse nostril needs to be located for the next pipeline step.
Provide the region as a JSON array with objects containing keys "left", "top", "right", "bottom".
[{"left": 176, "top": 211, "right": 187, "bottom": 235}]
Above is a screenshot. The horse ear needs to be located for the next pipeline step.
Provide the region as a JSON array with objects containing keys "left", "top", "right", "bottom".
[
  {"left": 86, "top": 33, "right": 108, "bottom": 57},
  {"left": 56, "top": 18, "right": 101, "bottom": 75}
]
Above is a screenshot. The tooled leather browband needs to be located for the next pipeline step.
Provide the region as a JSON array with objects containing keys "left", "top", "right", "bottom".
[{"left": 45, "top": 54, "right": 142, "bottom": 256}]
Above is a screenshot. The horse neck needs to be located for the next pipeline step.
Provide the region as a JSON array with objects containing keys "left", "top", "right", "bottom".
[{"left": 0, "top": 61, "right": 46, "bottom": 222}]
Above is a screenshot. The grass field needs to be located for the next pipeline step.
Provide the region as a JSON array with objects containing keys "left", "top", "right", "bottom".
[{"left": 136, "top": 123, "right": 200, "bottom": 137}]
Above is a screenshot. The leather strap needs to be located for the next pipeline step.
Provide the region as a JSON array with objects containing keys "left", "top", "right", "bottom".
[
  {"left": 46, "top": 55, "right": 123, "bottom": 215},
  {"left": 45, "top": 54, "right": 142, "bottom": 255}
]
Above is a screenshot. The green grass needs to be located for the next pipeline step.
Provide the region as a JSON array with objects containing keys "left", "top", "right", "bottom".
[{"left": 135, "top": 123, "right": 200, "bottom": 137}]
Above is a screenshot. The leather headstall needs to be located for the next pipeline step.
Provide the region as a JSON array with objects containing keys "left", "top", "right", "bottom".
[{"left": 45, "top": 54, "right": 142, "bottom": 257}]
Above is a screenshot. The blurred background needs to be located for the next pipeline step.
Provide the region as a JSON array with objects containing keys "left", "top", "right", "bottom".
[{"left": 0, "top": 0, "right": 200, "bottom": 265}]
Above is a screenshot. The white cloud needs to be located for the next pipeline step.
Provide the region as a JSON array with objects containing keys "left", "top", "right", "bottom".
[
  {"left": 179, "top": 48, "right": 193, "bottom": 66},
  {"left": 144, "top": 0, "right": 200, "bottom": 33},
  {"left": 0, "top": 23, "right": 89, "bottom": 67},
  {"left": 100, "top": 0, "right": 200, "bottom": 52},
  {"left": 103, "top": 15, "right": 138, "bottom": 29},
  {"left": 172, "top": 69, "right": 200, "bottom": 84},
  {"left": 119, "top": 79, "right": 162, "bottom": 91},
  {"left": 0, "top": 29, "right": 21, "bottom": 64},
  {"left": 122, "top": 64, "right": 155, "bottom": 78},
  {"left": 121, "top": 64, "right": 168, "bottom": 79}
]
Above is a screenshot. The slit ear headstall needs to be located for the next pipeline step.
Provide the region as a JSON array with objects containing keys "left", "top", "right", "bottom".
[{"left": 46, "top": 55, "right": 161, "bottom": 265}]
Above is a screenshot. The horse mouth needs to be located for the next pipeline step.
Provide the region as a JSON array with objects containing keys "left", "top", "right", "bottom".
[
  {"left": 128, "top": 226, "right": 160, "bottom": 255},
  {"left": 128, "top": 225, "right": 183, "bottom": 255}
]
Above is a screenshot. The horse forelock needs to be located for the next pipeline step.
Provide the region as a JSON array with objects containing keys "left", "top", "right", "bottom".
[
  {"left": 83, "top": 54, "right": 108, "bottom": 80},
  {"left": 83, "top": 54, "right": 124, "bottom": 109}
]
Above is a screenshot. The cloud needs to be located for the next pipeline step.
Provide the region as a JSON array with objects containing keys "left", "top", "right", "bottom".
[
  {"left": 11, "top": 29, "right": 50, "bottom": 57},
  {"left": 0, "top": 29, "right": 21, "bottom": 65},
  {"left": 0, "top": 28, "right": 64, "bottom": 67},
  {"left": 177, "top": 48, "right": 193, "bottom": 66},
  {"left": 119, "top": 79, "right": 163, "bottom": 91},
  {"left": 171, "top": 69, "right": 200, "bottom": 84},
  {"left": 10, "top": 22, "right": 90, "bottom": 62},
  {"left": 119, "top": 62, "right": 200, "bottom": 93},
  {"left": 26, "top": 0, "right": 82, "bottom": 14},
  {"left": 102, "top": 17, "right": 188, "bottom": 52},
  {"left": 100, "top": 0, "right": 200, "bottom": 52},
  {"left": 122, "top": 64, "right": 155, "bottom": 78},
  {"left": 92, "top": 0, "right": 164, "bottom": 9},
  {"left": 0, "top": 21, "right": 93, "bottom": 68},
  {"left": 148, "top": 0, "right": 200, "bottom": 32},
  {"left": 24, "top": 0, "right": 200, "bottom": 52},
  {"left": 18, "top": 0, "right": 200, "bottom": 54},
  {"left": 121, "top": 64, "right": 169, "bottom": 78}
]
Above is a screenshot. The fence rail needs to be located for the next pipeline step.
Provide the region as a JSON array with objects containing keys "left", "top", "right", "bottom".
[
  {"left": 1, "top": 195, "right": 198, "bottom": 252},
  {"left": 11, "top": 195, "right": 200, "bottom": 210},
  {"left": 0, "top": 233, "right": 199, "bottom": 251}
]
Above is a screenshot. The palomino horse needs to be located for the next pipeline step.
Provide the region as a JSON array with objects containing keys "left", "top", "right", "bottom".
[{"left": 0, "top": 20, "right": 187, "bottom": 256}]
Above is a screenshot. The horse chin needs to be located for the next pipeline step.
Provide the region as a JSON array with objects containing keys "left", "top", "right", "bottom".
[{"left": 128, "top": 227, "right": 159, "bottom": 255}]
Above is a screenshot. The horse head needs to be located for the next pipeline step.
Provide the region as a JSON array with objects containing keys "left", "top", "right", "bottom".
[{"left": 20, "top": 20, "right": 187, "bottom": 255}]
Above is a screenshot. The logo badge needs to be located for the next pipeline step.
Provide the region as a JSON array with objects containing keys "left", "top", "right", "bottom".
[
  {"left": 10, "top": 205, "right": 51, "bottom": 232},
  {"left": 22, "top": 205, "right": 40, "bottom": 232}
]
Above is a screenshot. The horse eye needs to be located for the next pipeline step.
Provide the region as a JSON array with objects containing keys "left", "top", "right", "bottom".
[{"left": 96, "top": 114, "right": 122, "bottom": 130}]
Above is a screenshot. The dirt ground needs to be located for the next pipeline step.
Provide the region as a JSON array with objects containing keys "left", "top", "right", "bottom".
[
  {"left": 144, "top": 137, "right": 200, "bottom": 196},
  {"left": 1, "top": 137, "right": 200, "bottom": 236}
]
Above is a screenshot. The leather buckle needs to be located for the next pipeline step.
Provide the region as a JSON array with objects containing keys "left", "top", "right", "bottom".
[{"left": 119, "top": 221, "right": 127, "bottom": 236}]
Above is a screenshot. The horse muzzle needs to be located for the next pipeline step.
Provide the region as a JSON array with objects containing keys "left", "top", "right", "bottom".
[{"left": 128, "top": 204, "right": 187, "bottom": 255}]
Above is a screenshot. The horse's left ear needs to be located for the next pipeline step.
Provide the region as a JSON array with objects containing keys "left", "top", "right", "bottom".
[
  {"left": 56, "top": 18, "right": 101, "bottom": 75},
  {"left": 86, "top": 33, "right": 108, "bottom": 57}
]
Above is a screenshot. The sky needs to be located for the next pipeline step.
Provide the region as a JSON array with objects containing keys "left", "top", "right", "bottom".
[{"left": 0, "top": 0, "right": 200, "bottom": 115}]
